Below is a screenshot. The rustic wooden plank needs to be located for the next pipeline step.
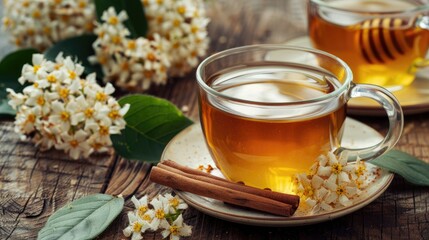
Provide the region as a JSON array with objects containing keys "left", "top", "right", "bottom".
[{"left": 0, "top": 122, "right": 117, "bottom": 239}]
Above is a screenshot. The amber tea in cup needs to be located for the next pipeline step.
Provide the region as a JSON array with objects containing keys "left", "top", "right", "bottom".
[
  {"left": 309, "top": 0, "right": 429, "bottom": 89},
  {"left": 196, "top": 45, "right": 403, "bottom": 194}
]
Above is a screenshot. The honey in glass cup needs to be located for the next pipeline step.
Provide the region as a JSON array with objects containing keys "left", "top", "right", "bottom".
[
  {"left": 309, "top": 0, "right": 429, "bottom": 89},
  {"left": 196, "top": 45, "right": 403, "bottom": 194}
]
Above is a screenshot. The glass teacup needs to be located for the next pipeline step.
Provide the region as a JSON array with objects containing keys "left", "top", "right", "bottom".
[{"left": 196, "top": 45, "right": 403, "bottom": 194}]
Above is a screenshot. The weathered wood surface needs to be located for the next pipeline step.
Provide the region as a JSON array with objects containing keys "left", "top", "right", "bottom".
[{"left": 1, "top": 1, "right": 429, "bottom": 239}]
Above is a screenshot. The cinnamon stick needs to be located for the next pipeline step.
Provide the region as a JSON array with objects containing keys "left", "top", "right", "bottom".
[
  {"left": 150, "top": 166, "right": 293, "bottom": 216},
  {"left": 150, "top": 161, "right": 301, "bottom": 216},
  {"left": 159, "top": 160, "right": 300, "bottom": 210}
]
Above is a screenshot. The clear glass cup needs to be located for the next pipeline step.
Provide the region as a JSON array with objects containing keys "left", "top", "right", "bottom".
[
  {"left": 196, "top": 45, "right": 403, "bottom": 194},
  {"left": 308, "top": 0, "right": 429, "bottom": 90}
]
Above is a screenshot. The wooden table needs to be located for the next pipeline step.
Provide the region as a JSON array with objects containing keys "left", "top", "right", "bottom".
[{"left": 1, "top": 1, "right": 429, "bottom": 239}]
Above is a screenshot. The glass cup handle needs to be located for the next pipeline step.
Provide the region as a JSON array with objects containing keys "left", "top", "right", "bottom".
[
  {"left": 336, "top": 83, "right": 404, "bottom": 162},
  {"left": 412, "top": 15, "right": 429, "bottom": 70}
]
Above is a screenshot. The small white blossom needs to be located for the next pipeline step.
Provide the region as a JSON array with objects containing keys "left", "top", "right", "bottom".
[
  {"left": 163, "top": 193, "right": 188, "bottom": 214},
  {"left": 7, "top": 53, "right": 129, "bottom": 160},
  {"left": 150, "top": 196, "right": 170, "bottom": 230},
  {"left": 160, "top": 215, "right": 192, "bottom": 240},
  {"left": 123, "top": 212, "right": 152, "bottom": 240}
]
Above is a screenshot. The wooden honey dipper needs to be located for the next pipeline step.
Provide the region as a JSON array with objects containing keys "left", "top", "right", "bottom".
[{"left": 357, "top": 17, "right": 415, "bottom": 64}]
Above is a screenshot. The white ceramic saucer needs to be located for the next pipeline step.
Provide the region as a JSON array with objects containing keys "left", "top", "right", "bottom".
[
  {"left": 161, "top": 118, "right": 394, "bottom": 227},
  {"left": 282, "top": 36, "right": 429, "bottom": 116}
]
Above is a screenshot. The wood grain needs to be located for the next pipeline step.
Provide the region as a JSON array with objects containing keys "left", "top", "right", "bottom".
[{"left": 0, "top": 1, "right": 429, "bottom": 240}]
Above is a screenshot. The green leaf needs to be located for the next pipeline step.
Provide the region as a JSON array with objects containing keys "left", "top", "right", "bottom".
[
  {"left": 370, "top": 150, "right": 429, "bottom": 186},
  {"left": 0, "top": 48, "right": 39, "bottom": 77},
  {"left": 0, "top": 49, "right": 39, "bottom": 116},
  {"left": 94, "top": 0, "right": 148, "bottom": 38},
  {"left": 44, "top": 34, "right": 103, "bottom": 79},
  {"left": 111, "top": 95, "right": 193, "bottom": 162},
  {"left": 37, "top": 194, "right": 124, "bottom": 240}
]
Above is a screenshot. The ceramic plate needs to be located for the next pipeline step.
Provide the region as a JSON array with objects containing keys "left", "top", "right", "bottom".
[
  {"left": 281, "top": 36, "right": 429, "bottom": 116},
  {"left": 161, "top": 118, "right": 394, "bottom": 227}
]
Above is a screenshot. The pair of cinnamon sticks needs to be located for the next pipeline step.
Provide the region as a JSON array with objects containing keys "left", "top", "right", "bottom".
[{"left": 149, "top": 160, "right": 300, "bottom": 217}]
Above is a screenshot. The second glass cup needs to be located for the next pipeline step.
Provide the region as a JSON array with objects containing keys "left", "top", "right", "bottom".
[
  {"left": 196, "top": 45, "right": 403, "bottom": 194},
  {"left": 308, "top": 0, "right": 429, "bottom": 89}
]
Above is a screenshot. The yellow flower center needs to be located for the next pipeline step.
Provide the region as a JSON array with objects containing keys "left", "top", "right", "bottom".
[
  {"left": 177, "top": 6, "right": 186, "bottom": 14},
  {"left": 78, "top": 0, "right": 86, "bottom": 8},
  {"left": 303, "top": 185, "right": 314, "bottom": 198},
  {"left": 169, "top": 198, "right": 179, "bottom": 208},
  {"left": 3, "top": 17, "right": 12, "bottom": 27},
  {"left": 69, "top": 140, "right": 79, "bottom": 148},
  {"left": 33, "top": 82, "right": 39, "bottom": 88},
  {"left": 108, "top": 16, "right": 119, "bottom": 25},
  {"left": 108, "top": 110, "right": 120, "bottom": 119},
  {"left": 127, "top": 40, "right": 136, "bottom": 50},
  {"left": 146, "top": 52, "right": 156, "bottom": 61},
  {"left": 170, "top": 225, "right": 180, "bottom": 235},
  {"left": 32, "top": 10, "right": 41, "bottom": 19},
  {"left": 155, "top": 209, "right": 165, "bottom": 219},
  {"left": 137, "top": 206, "right": 148, "bottom": 219},
  {"left": 336, "top": 185, "right": 346, "bottom": 195},
  {"left": 47, "top": 74, "right": 57, "bottom": 83},
  {"left": 54, "top": 63, "right": 63, "bottom": 70},
  {"left": 111, "top": 35, "right": 121, "bottom": 44},
  {"left": 91, "top": 142, "right": 103, "bottom": 150},
  {"left": 69, "top": 70, "right": 77, "bottom": 80},
  {"left": 99, "top": 125, "right": 109, "bottom": 136},
  {"left": 96, "top": 92, "right": 107, "bottom": 101},
  {"left": 60, "top": 111, "right": 70, "bottom": 121},
  {"left": 37, "top": 96, "right": 45, "bottom": 106},
  {"left": 331, "top": 163, "right": 343, "bottom": 175},
  {"left": 22, "top": 0, "right": 30, "bottom": 7},
  {"left": 132, "top": 222, "right": 142, "bottom": 233},
  {"left": 27, "top": 114, "right": 36, "bottom": 123},
  {"left": 173, "top": 19, "right": 181, "bottom": 27},
  {"left": 355, "top": 165, "right": 366, "bottom": 177},
  {"left": 142, "top": 213, "right": 152, "bottom": 222},
  {"left": 59, "top": 88, "right": 70, "bottom": 99},
  {"left": 191, "top": 25, "right": 199, "bottom": 33},
  {"left": 84, "top": 108, "right": 94, "bottom": 118},
  {"left": 33, "top": 65, "right": 41, "bottom": 73}
]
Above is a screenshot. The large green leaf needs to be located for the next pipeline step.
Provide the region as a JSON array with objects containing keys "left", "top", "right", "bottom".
[
  {"left": 0, "top": 48, "right": 39, "bottom": 116},
  {"left": 44, "top": 34, "right": 103, "bottom": 79},
  {"left": 95, "top": 0, "right": 148, "bottom": 38},
  {"left": 111, "top": 95, "right": 193, "bottom": 162},
  {"left": 370, "top": 150, "right": 429, "bottom": 186},
  {"left": 37, "top": 194, "right": 124, "bottom": 240}
]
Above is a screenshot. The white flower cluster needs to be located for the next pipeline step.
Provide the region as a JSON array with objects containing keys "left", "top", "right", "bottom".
[
  {"left": 143, "top": 0, "right": 210, "bottom": 77},
  {"left": 294, "top": 152, "right": 378, "bottom": 214},
  {"left": 91, "top": 7, "right": 170, "bottom": 91},
  {"left": 124, "top": 194, "right": 192, "bottom": 240},
  {"left": 2, "top": 0, "right": 95, "bottom": 51},
  {"left": 91, "top": 0, "right": 210, "bottom": 92},
  {"left": 7, "top": 53, "right": 129, "bottom": 160}
]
